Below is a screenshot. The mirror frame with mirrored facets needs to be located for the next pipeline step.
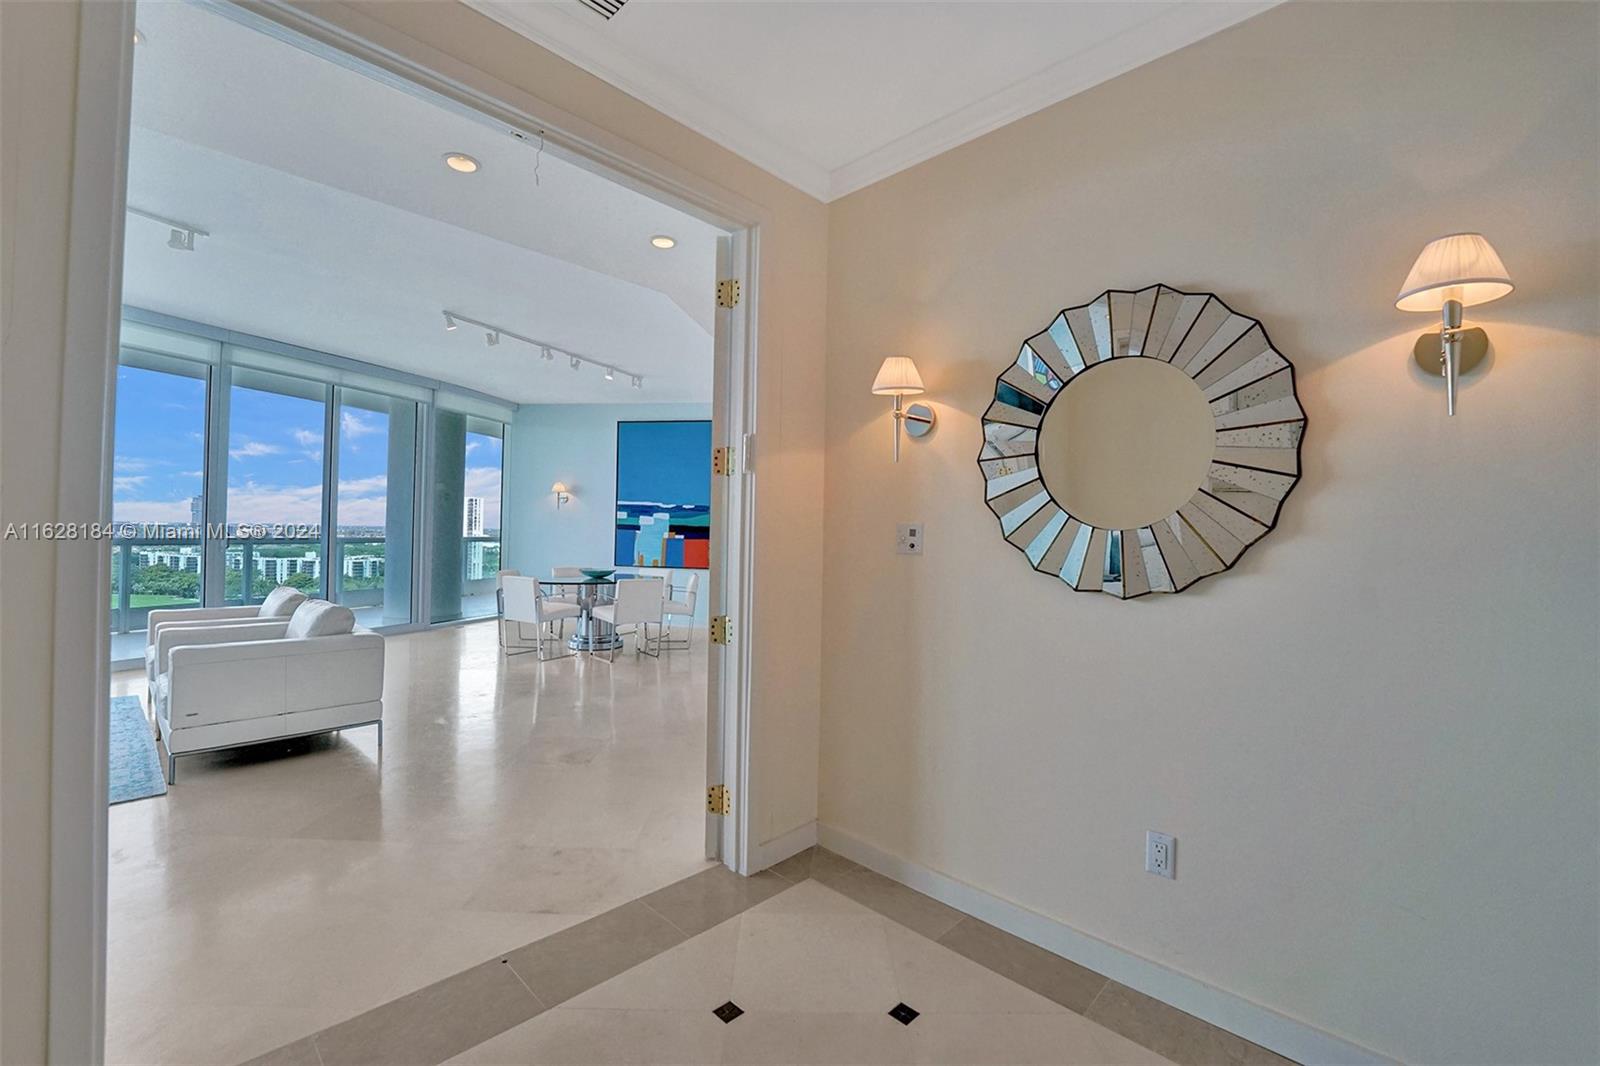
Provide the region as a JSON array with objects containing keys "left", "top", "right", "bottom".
[{"left": 979, "top": 285, "right": 1306, "bottom": 599}]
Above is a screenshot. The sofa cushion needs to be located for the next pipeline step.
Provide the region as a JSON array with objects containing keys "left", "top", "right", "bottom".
[
  {"left": 285, "top": 599, "right": 356, "bottom": 639},
  {"left": 258, "top": 585, "right": 307, "bottom": 618}
]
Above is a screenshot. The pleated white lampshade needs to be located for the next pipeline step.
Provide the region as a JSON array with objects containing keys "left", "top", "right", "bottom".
[
  {"left": 871, "top": 356, "right": 925, "bottom": 396},
  {"left": 1395, "top": 233, "right": 1514, "bottom": 312}
]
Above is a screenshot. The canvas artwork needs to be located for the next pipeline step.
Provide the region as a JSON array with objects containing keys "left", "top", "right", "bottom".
[{"left": 614, "top": 420, "right": 712, "bottom": 569}]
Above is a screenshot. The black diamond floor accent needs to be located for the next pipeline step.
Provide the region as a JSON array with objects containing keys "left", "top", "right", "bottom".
[
  {"left": 713, "top": 1001, "right": 744, "bottom": 1024},
  {"left": 888, "top": 1002, "right": 920, "bottom": 1025}
]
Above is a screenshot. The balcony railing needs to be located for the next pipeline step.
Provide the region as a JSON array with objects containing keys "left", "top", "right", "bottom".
[{"left": 109, "top": 538, "right": 204, "bottom": 635}]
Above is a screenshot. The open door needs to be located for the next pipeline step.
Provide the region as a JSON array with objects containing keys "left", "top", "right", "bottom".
[{"left": 706, "top": 231, "right": 754, "bottom": 869}]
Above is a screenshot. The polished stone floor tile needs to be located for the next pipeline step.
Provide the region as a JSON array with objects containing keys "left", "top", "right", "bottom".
[
  {"left": 732, "top": 908, "right": 899, "bottom": 1012},
  {"left": 1085, "top": 980, "right": 1297, "bottom": 1066},
  {"left": 909, "top": 1011, "right": 1172, "bottom": 1065},
  {"left": 721, "top": 1010, "right": 917, "bottom": 1065},
  {"left": 639, "top": 862, "right": 790, "bottom": 936},
  {"left": 504, "top": 899, "right": 688, "bottom": 1007},
  {"left": 566, "top": 912, "right": 742, "bottom": 1011},
  {"left": 312, "top": 957, "right": 542, "bottom": 1066},
  {"left": 810, "top": 854, "right": 966, "bottom": 941},
  {"left": 882, "top": 919, "right": 1067, "bottom": 1015},
  {"left": 442, "top": 1007, "right": 728, "bottom": 1065},
  {"left": 937, "top": 915, "right": 1109, "bottom": 1014},
  {"left": 106, "top": 621, "right": 709, "bottom": 1066}
]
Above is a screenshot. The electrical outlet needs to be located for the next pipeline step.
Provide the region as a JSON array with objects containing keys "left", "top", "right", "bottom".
[
  {"left": 896, "top": 523, "right": 923, "bottom": 555},
  {"left": 1145, "top": 831, "right": 1175, "bottom": 879}
]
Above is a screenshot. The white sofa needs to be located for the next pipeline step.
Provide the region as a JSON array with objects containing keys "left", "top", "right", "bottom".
[
  {"left": 145, "top": 585, "right": 309, "bottom": 697},
  {"left": 150, "top": 598, "right": 384, "bottom": 783}
]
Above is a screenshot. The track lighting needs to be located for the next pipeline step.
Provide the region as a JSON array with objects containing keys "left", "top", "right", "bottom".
[
  {"left": 128, "top": 206, "right": 207, "bottom": 253},
  {"left": 437, "top": 309, "right": 646, "bottom": 387}
]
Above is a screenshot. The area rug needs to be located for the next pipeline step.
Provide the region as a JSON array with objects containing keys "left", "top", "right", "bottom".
[{"left": 109, "top": 694, "right": 167, "bottom": 804}]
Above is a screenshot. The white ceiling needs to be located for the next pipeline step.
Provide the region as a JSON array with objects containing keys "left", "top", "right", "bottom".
[
  {"left": 466, "top": 0, "right": 1276, "bottom": 202},
  {"left": 125, "top": 1, "right": 719, "bottom": 404}
]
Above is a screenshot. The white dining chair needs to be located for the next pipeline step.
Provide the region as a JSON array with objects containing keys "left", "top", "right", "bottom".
[
  {"left": 495, "top": 569, "right": 521, "bottom": 648},
  {"left": 547, "top": 566, "right": 583, "bottom": 610},
  {"left": 591, "top": 576, "right": 664, "bottom": 662},
  {"left": 501, "top": 575, "right": 581, "bottom": 660},
  {"left": 656, "top": 572, "right": 700, "bottom": 652}
]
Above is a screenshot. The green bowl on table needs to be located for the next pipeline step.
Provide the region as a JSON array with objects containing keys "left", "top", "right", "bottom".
[{"left": 580, "top": 568, "right": 616, "bottom": 580}]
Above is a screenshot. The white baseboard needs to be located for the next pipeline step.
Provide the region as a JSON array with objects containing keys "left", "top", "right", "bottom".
[
  {"left": 752, "top": 819, "right": 818, "bottom": 872},
  {"left": 817, "top": 824, "right": 1388, "bottom": 1066}
]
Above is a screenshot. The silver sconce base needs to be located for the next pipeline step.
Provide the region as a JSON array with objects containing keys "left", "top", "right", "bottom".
[{"left": 1413, "top": 326, "right": 1487, "bottom": 375}]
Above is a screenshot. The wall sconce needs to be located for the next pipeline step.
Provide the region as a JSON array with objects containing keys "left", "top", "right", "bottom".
[
  {"left": 1395, "top": 232, "right": 1513, "bottom": 415},
  {"left": 872, "top": 356, "right": 934, "bottom": 462},
  {"left": 551, "top": 482, "right": 571, "bottom": 509}
]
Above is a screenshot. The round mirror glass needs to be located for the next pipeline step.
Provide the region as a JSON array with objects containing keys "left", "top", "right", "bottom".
[{"left": 1035, "top": 358, "right": 1214, "bottom": 529}]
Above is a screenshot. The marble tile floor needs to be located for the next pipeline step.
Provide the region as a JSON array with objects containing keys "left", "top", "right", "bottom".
[
  {"left": 248, "top": 851, "right": 1295, "bottom": 1066},
  {"left": 107, "top": 620, "right": 712, "bottom": 1066}
]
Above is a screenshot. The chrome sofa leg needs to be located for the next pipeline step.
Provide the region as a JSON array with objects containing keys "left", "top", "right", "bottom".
[{"left": 167, "top": 753, "right": 177, "bottom": 785}]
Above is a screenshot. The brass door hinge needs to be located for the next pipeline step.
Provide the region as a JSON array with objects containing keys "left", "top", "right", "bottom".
[
  {"left": 710, "top": 615, "right": 732, "bottom": 645},
  {"left": 706, "top": 784, "right": 731, "bottom": 815},
  {"left": 716, "top": 278, "right": 741, "bottom": 308},
  {"left": 712, "top": 445, "right": 734, "bottom": 476}
]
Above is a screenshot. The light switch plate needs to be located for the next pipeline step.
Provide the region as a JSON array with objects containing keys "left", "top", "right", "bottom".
[{"left": 897, "top": 523, "right": 923, "bottom": 555}]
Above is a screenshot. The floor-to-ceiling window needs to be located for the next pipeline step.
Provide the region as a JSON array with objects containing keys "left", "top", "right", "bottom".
[
  {"left": 225, "top": 367, "right": 329, "bottom": 604},
  {"left": 333, "top": 388, "right": 417, "bottom": 628},
  {"left": 109, "top": 352, "right": 210, "bottom": 660},
  {"left": 107, "top": 312, "right": 514, "bottom": 662},
  {"left": 428, "top": 410, "right": 505, "bottom": 623}
]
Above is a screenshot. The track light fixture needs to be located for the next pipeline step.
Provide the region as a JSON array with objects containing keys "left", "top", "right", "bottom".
[
  {"left": 440, "top": 309, "right": 645, "bottom": 387},
  {"left": 129, "top": 206, "right": 208, "bottom": 253}
]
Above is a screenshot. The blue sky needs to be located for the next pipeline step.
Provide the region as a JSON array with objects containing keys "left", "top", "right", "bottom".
[{"left": 113, "top": 366, "right": 502, "bottom": 530}]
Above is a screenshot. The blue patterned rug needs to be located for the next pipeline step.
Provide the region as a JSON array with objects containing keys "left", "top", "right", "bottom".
[{"left": 109, "top": 694, "right": 166, "bottom": 804}]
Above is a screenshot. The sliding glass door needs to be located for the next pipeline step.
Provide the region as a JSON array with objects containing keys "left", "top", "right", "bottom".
[
  {"left": 225, "top": 368, "right": 328, "bottom": 604},
  {"left": 427, "top": 411, "right": 504, "bottom": 623},
  {"left": 109, "top": 354, "right": 209, "bottom": 659},
  {"left": 333, "top": 388, "right": 417, "bottom": 628}
]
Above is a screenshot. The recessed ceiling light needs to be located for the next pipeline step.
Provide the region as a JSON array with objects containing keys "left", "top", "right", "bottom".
[
  {"left": 443, "top": 153, "right": 480, "bottom": 174},
  {"left": 650, "top": 235, "right": 676, "bottom": 249}
]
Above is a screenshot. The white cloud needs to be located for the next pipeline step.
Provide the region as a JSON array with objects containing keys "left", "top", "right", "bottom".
[
  {"left": 341, "top": 410, "right": 381, "bottom": 438},
  {"left": 291, "top": 427, "right": 320, "bottom": 448},
  {"left": 225, "top": 481, "right": 322, "bottom": 525},
  {"left": 337, "top": 474, "right": 388, "bottom": 496},
  {"left": 112, "top": 475, "right": 147, "bottom": 492},
  {"left": 112, "top": 498, "right": 193, "bottom": 524},
  {"left": 229, "top": 440, "right": 282, "bottom": 460},
  {"left": 180, "top": 470, "right": 203, "bottom": 478}
]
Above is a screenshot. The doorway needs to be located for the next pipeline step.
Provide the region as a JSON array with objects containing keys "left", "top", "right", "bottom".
[{"left": 63, "top": 1, "right": 760, "bottom": 1061}]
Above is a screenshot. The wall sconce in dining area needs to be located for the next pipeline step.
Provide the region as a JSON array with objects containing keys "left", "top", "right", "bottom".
[
  {"left": 872, "top": 356, "right": 935, "bottom": 462},
  {"left": 551, "top": 482, "right": 571, "bottom": 509},
  {"left": 1395, "top": 232, "right": 1514, "bottom": 415}
]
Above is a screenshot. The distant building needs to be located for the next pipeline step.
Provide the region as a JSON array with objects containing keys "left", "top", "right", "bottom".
[
  {"left": 133, "top": 547, "right": 201, "bottom": 572},
  {"left": 189, "top": 495, "right": 203, "bottom": 530},
  {"left": 464, "top": 496, "right": 485, "bottom": 537},
  {"left": 343, "top": 554, "right": 384, "bottom": 580},
  {"left": 253, "top": 552, "right": 321, "bottom": 583}
]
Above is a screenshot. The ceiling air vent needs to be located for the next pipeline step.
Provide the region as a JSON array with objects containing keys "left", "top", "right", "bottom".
[{"left": 575, "top": 0, "right": 628, "bottom": 19}]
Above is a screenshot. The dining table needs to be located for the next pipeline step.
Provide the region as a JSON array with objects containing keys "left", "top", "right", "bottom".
[{"left": 538, "top": 574, "right": 624, "bottom": 652}]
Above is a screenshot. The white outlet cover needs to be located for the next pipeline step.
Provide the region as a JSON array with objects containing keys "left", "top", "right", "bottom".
[
  {"left": 1145, "top": 830, "right": 1175, "bottom": 879},
  {"left": 897, "top": 523, "right": 923, "bottom": 555}
]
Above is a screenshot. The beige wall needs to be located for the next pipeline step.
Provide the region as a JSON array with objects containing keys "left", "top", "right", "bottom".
[{"left": 821, "top": 3, "right": 1599, "bottom": 1063}]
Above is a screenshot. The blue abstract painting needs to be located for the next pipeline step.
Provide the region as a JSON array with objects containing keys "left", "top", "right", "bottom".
[{"left": 614, "top": 420, "right": 712, "bottom": 569}]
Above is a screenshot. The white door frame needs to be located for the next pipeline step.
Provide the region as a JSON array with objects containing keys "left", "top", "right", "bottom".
[{"left": 50, "top": 1, "right": 765, "bottom": 1059}]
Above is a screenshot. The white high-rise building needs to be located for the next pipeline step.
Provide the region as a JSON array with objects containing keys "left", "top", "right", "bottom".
[{"left": 464, "top": 496, "right": 485, "bottom": 537}]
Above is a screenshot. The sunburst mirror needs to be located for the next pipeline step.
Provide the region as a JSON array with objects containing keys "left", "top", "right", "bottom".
[{"left": 979, "top": 285, "right": 1305, "bottom": 598}]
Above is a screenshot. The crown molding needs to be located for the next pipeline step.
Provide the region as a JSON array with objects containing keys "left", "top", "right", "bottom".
[
  {"left": 465, "top": 0, "right": 1279, "bottom": 204},
  {"left": 824, "top": 1, "right": 1280, "bottom": 200}
]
